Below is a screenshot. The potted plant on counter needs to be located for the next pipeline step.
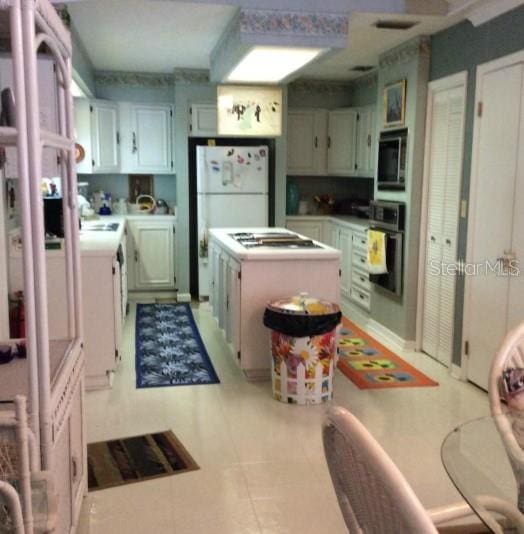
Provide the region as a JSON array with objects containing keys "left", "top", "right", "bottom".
[{"left": 313, "top": 195, "right": 335, "bottom": 215}]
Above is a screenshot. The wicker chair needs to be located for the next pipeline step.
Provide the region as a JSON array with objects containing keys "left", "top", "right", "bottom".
[
  {"left": 322, "top": 406, "right": 519, "bottom": 534},
  {"left": 488, "top": 321, "right": 524, "bottom": 513},
  {"left": 0, "top": 396, "right": 57, "bottom": 534}
]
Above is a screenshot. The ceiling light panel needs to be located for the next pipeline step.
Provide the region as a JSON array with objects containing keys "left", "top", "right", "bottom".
[{"left": 226, "top": 46, "right": 324, "bottom": 83}]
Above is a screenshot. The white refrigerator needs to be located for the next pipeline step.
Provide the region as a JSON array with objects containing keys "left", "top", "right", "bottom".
[{"left": 197, "top": 145, "right": 269, "bottom": 297}]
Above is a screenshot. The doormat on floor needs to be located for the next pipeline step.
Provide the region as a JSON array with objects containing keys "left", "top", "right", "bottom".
[
  {"left": 135, "top": 303, "right": 220, "bottom": 388},
  {"left": 87, "top": 430, "right": 199, "bottom": 491},
  {"left": 337, "top": 316, "right": 438, "bottom": 389}
]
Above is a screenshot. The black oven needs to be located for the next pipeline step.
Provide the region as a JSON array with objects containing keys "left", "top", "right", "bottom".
[
  {"left": 377, "top": 128, "right": 407, "bottom": 191},
  {"left": 368, "top": 200, "right": 405, "bottom": 296}
]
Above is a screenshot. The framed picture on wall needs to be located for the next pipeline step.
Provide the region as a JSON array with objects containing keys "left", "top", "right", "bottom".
[
  {"left": 383, "top": 80, "right": 406, "bottom": 127},
  {"left": 217, "top": 85, "right": 282, "bottom": 137}
]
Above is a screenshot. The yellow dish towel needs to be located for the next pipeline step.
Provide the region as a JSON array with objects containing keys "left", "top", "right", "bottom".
[{"left": 367, "top": 230, "right": 388, "bottom": 274}]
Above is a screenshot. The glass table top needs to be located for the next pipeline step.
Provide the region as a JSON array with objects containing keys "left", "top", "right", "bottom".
[{"left": 442, "top": 414, "right": 524, "bottom": 533}]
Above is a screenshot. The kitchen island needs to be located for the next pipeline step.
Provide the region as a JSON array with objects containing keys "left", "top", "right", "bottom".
[{"left": 208, "top": 227, "right": 341, "bottom": 379}]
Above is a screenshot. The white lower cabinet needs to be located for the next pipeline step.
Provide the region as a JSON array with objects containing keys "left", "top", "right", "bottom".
[
  {"left": 285, "top": 220, "right": 323, "bottom": 242},
  {"left": 286, "top": 217, "right": 370, "bottom": 311},
  {"left": 127, "top": 218, "right": 176, "bottom": 291},
  {"left": 349, "top": 229, "right": 370, "bottom": 311},
  {"left": 82, "top": 250, "right": 124, "bottom": 389}
]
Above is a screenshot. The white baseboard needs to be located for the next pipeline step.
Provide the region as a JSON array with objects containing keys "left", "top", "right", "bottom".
[
  {"left": 177, "top": 292, "right": 192, "bottom": 302},
  {"left": 340, "top": 299, "right": 414, "bottom": 354},
  {"left": 128, "top": 291, "right": 178, "bottom": 300}
]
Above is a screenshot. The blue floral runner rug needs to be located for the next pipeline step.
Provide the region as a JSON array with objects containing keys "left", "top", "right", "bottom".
[{"left": 135, "top": 303, "right": 220, "bottom": 388}]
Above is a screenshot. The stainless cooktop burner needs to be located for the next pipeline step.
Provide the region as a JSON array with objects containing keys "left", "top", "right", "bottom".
[{"left": 229, "top": 232, "right": 321, "bottom": 249}]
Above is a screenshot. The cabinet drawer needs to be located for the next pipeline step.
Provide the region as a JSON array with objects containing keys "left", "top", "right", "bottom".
[
  {"left": 352, "top": 231, "right": 368, "bottom": 253},
  {"left": 352, "top": 250, "right": 368, "bottom": 272},
  {"left": 352, "top": 268, "right": 370, "bottom": 291},
  {"left": 350, "top": 287, "right": 370, "bottom": 311}
]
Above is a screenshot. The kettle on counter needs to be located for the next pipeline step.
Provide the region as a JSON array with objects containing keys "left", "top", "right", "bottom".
[{"left": 155, "top": 198, "right": 169, "bottom": 214}]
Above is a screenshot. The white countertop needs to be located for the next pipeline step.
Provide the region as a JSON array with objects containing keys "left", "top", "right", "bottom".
[
  {"left": 286, "top": 214, "right": 370, "bottom": 230},
  {"left": 209, "top": 227, "right": 340, "bottom": 261},
  {"left": 79, "top": 214, "right": 176, "bottom": 257}
]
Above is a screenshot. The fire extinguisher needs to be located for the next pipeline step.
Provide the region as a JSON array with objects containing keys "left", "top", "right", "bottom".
[{"left": 9, "top": 291, "right": 25, "bottom": 338}]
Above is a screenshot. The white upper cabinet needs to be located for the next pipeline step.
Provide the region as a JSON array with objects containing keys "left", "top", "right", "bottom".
[
  {"left": 0, "top": 56, "right": 59, "bottom": 179},
  {"left": 74, "top": 99, "right": 173, "bottom": 175},
  {"left": 120, "top": 103, "right": 173, "bottom": 174},
  {"left": 189, "top": 104, "right": 218, "bottom": 137},
  {"left": 286, "top": 105, "right": 376, "bottom": 178},
  {"left": 90, "top": 100, "right": 120, "bottom": 173},
  {"left": 327, "top": 108, "right": 358, "bottom": 175},
  {"left": 355, "top": 105, "right": 376, "bottom": 178},
  {"left": 287, "top": 109, "right": 328, "bottom": 175}
]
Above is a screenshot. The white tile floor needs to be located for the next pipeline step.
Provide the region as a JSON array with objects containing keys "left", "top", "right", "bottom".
[{"left": 79, "top": 301, "right": 489, "bottom": 533}]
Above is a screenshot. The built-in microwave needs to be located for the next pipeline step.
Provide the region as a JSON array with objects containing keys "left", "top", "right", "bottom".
[{"left": 377, "top": 128, "right": 407, "bottom": 191}]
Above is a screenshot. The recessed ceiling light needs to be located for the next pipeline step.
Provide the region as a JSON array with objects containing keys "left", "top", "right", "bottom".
[
  {"left": 226, "top": 46, "right": 325, "bottom": 83},
  {"left": 374, "top": 20, "right": 419, "bottom": 30},
  {"left": 350, "top": 65, "right": 375, "bottom": 72}
]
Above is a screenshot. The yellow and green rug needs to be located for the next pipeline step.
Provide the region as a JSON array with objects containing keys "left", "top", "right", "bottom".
[{"left": 337, "top": 317, "right": 438, "bottom": 389}]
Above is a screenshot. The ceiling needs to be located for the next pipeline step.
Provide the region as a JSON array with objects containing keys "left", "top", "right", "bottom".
[{"left": 66, "top": 0, "right": 509, "bottom": 80}]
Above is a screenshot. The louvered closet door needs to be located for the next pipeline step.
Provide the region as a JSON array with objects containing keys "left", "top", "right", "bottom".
[{"left": 422, "top": 83, "right": 466, "bottom": 367}]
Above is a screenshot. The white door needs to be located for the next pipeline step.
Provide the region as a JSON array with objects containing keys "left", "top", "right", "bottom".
[
  {"left": 287, "top": 109, "right": 328, "bottom": 175},
  {"left": 91, "top": 101, "right": 120, "bottom": 173},
  {"left": 465, "top": 51, "right": 524, "bottom": 389},
  {"left": 327, "top": 109, "right": 357, "bottom": 176},
  {"left": 132, "top": 104, "right": 173, "bottom": 173},
  {"left": 190, "top": 104, "right": 217, "bottom": 137},
  {"left": 132, "top": 222, "right": 175, "bottom": 289},
  {"left": 421, "top": 74, "right": 467, "bottom": 367},
  {"left": 197, "top": 146, "right": 268, "bottom": 194},
  {"left": 355, "top": 106, "right": 376, "bottom": 178}
]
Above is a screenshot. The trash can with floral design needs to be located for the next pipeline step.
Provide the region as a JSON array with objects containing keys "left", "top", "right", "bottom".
[{"left": 263, "top": 294, "right": 342, "bottom": 404}]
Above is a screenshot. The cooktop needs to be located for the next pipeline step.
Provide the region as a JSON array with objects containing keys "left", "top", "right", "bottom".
[{"left": 229, "top": 232, "right": 321, "bottom": 249}]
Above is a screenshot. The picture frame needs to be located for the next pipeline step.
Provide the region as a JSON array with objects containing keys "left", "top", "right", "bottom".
[
  {"left": 383, "top": 80, "right": 406, "bottom": 127},
  {"left": 217, "top": 85, "right": 282, "bottom": 137}
]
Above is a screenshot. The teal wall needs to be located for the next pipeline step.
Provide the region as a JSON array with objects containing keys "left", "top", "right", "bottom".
[
  {"left": 371, "top": 37, "right": 430, "bottom": 341},
  {"left": 71, "top": 23, "right": 95, "bottom": 96},
  {"left": 430, "top": 5, "right": 524, "bottom": 366}
]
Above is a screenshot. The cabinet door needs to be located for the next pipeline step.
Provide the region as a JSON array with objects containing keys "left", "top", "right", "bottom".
[
  {"left": 91, "top": 101, "right": 120, "bottom": 173},
  {"left": 225, "top": 258, "right": 241, "bottom": 355},
  {"left": 131, "top": 104, "right": 173, "bottom": 174},
  {"left": 285, "top": 220, "right": 322, "bottom": 241},
  {"left": 0, "top": 57, "right": 59, "bottom": 179},
  {"left": 190, "top": 104, "right": 217, "bottom": 137},
  {"left": 339, "top": 228, "right": 352, "bottom": 298},
  {"left": 327, "top": 109, "right": 358, "bottom": 176},
  {"left": 131, "top": 221, "right": 175, "bottom": 289},
  {"left": 287, "top": 109, "right": 328, "bottom": 175},
  {"left": 355, "top": 106, "right": 376, "bottom": 178}
]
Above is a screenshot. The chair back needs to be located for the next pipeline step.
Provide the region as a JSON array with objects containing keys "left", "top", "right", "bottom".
[
  {"left": 322, "top": 406, "right": 438, "bottom": 534},
  {"left": 488, "top": 321, "right": 524, "bottom": 416}
]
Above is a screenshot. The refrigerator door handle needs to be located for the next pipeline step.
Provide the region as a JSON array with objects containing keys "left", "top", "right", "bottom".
[{"left": 222, "top": 161, "right": 233, "bottom": 186}]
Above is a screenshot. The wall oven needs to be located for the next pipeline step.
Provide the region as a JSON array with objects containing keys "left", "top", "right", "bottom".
[
  {"left": 377, "top": 128, "right": 408, "bottom": 191},
  {"left": 368, "top": 200, "right": 405, "bottom": 296}
]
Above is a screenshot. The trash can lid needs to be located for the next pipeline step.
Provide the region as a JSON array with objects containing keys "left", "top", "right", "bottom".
[{"left": 266, "top": 292, "right": 340, "bottom": 316}]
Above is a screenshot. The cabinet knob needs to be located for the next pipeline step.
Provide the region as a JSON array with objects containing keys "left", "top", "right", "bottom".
[
  {"left": 327, "top": 136, "right": 331, "bottom": 149},
  {"left": 132, "top": 132, "right": 138, "bottom": 153},
  {"left": 314, "top": 136, "right": 318, "bottom": 148}
]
